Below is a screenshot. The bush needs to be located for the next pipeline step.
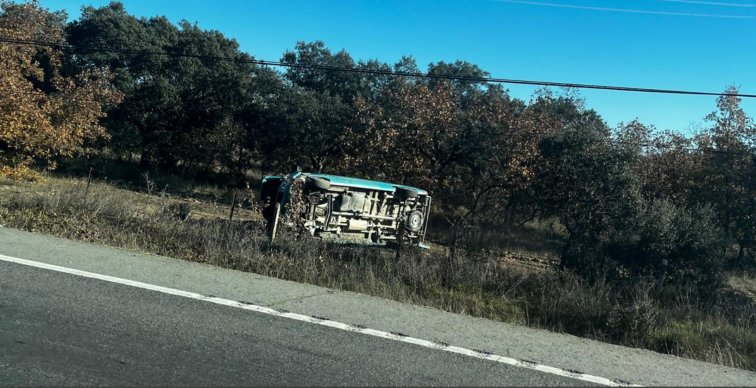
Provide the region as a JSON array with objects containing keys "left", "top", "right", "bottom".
[
  {"left": 606, "top": 280, "right": 659, "bottom": 346},
  {"left": 557, "top": 197, "right": 726, "bottom": 296},
  {"left": 652, "top": 323, "right": 707, "bottom": 356},
  {"left": 607, "top": 200, "right": 726, "bottom": 295}
]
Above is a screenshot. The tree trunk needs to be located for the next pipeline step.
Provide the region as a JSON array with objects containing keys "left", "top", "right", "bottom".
[
  {"left": 139, "top": 151, "right": 151, "bottom": 171},
  {"left": 160, "top": 153, "right": 178, "bottom": 172},
  {"left": 559, "top": 238, "right": 572, "bottom": 271},
  {"left": 444, "top": 225, "right": 460, "bottom": 288},
  {"left": 559, "top": 221, "right": 574, "bottom": 271}
]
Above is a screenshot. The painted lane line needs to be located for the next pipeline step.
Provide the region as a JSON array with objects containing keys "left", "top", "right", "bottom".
[{"left": 0, "top": 254, "right": 639, "bottom": 387}]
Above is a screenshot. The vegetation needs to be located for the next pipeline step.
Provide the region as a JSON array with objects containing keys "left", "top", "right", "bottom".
[
  {"left": 0, "top": 0, "right": 121, "bottom": 180},
  {"left": 2, "top": 0, "right": 756, "bottom": 371}
]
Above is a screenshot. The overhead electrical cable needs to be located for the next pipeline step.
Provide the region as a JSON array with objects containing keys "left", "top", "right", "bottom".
[
  {"left": 486, "top": 0, "right": 755, "bottom": 18},
  {"left": 1, "top": 37, "right": 754, "bottom": 99},
  {"left": 646, "top": 0, "right": 754, "bottom": 7}
]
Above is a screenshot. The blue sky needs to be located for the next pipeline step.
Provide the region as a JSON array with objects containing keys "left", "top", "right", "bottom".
[{"left": 41, "top": 0, "right": 756, "bottom": 134}]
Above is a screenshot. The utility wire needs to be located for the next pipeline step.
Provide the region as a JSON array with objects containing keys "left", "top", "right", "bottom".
[
  {"left": 646, "top": 0, "right": 754, "bottom": 8},
  {"left": 1, "top": 37, "right": 755, "bottom": 99},
  {"left": 486, "top": 0, "right": 755, "bottom": 18}
]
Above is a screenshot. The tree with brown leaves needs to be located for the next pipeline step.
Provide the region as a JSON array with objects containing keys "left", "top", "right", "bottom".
[
  {"left": 0, "top": 0, "right": 121, "bottom": 180},
  {"left": 341, "top": 80, "right": 546, "bottom": 242}
]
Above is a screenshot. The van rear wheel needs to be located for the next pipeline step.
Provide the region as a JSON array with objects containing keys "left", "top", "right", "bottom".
[{"left": 393, "top": 187, "right": 418, "bottom": 200}]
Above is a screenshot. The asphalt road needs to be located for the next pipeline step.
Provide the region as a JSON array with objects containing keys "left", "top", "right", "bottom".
[{"left": 0, "top": 260, "right": 594, "bottom": 387}]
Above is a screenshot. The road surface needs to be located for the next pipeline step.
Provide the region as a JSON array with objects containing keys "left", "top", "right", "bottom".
[
  {"left": 1, "top": 260, "right": 593, "bottom": 386},
  {"left": 1, "top": 227, "right": 755, "bottom": 386}
]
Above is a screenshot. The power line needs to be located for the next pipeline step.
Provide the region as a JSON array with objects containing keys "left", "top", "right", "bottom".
[
  {"left": 1, "top": 37, "right": 755, "bottom": 99},
  {"left": 647, "top": 0, "right": 755, "bottom": 7},
  {"left": 486, "top": 0, "right": 755, "bottom": 18}
]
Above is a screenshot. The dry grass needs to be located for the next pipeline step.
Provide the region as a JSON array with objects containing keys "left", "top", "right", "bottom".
[
  {"left": 2, "top": 175, "right": 756, "bottom": 372},
  {"left": 729, "top": 273, "right": 756, "bottom": 300}
]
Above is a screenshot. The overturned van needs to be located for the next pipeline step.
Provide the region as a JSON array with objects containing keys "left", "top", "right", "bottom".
[{"left": 260, "top": 172, "right": 431, "bottom": 248}]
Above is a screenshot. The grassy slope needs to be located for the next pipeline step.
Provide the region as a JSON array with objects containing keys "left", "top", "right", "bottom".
[{"left": 2, "top": 173, "right": 756, "bottom": 372}]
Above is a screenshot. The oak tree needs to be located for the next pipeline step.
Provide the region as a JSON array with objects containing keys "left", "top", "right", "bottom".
[{"left": 0, "top": 0, "right": 121, "bottom": 180}]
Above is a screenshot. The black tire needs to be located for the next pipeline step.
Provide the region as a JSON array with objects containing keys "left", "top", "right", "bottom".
[
  {"left": 393, "top": 186, "right": 418, "bottom": 200},
  {"left": 260, "top": 177, "right": 282, "bottom": 202},
  {"left": 405, "top": 210, "right": 424, "bottom": 232},
  {"left": 306, "top": 177, "right": 331, "bottom": 191}
]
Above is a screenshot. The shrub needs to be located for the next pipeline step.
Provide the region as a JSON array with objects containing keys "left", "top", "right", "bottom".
[
  {"left": 607, "top": 200, "right": 726, "bottom": 295},
  {"left": 652, "top": 323, "right": 707, "bottom": 356},
  {"left": 606, "top": 279, "right": 659, "bottom": 346}
]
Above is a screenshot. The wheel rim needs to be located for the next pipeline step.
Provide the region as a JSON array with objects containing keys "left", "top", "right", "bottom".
[{"left": 407, "top": 210, "right": 423, "bottom": 232}]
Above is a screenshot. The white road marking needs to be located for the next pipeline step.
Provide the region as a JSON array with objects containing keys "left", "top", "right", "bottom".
[{"left": 0, "top": 254, "right": 639, "bottom": 387}]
